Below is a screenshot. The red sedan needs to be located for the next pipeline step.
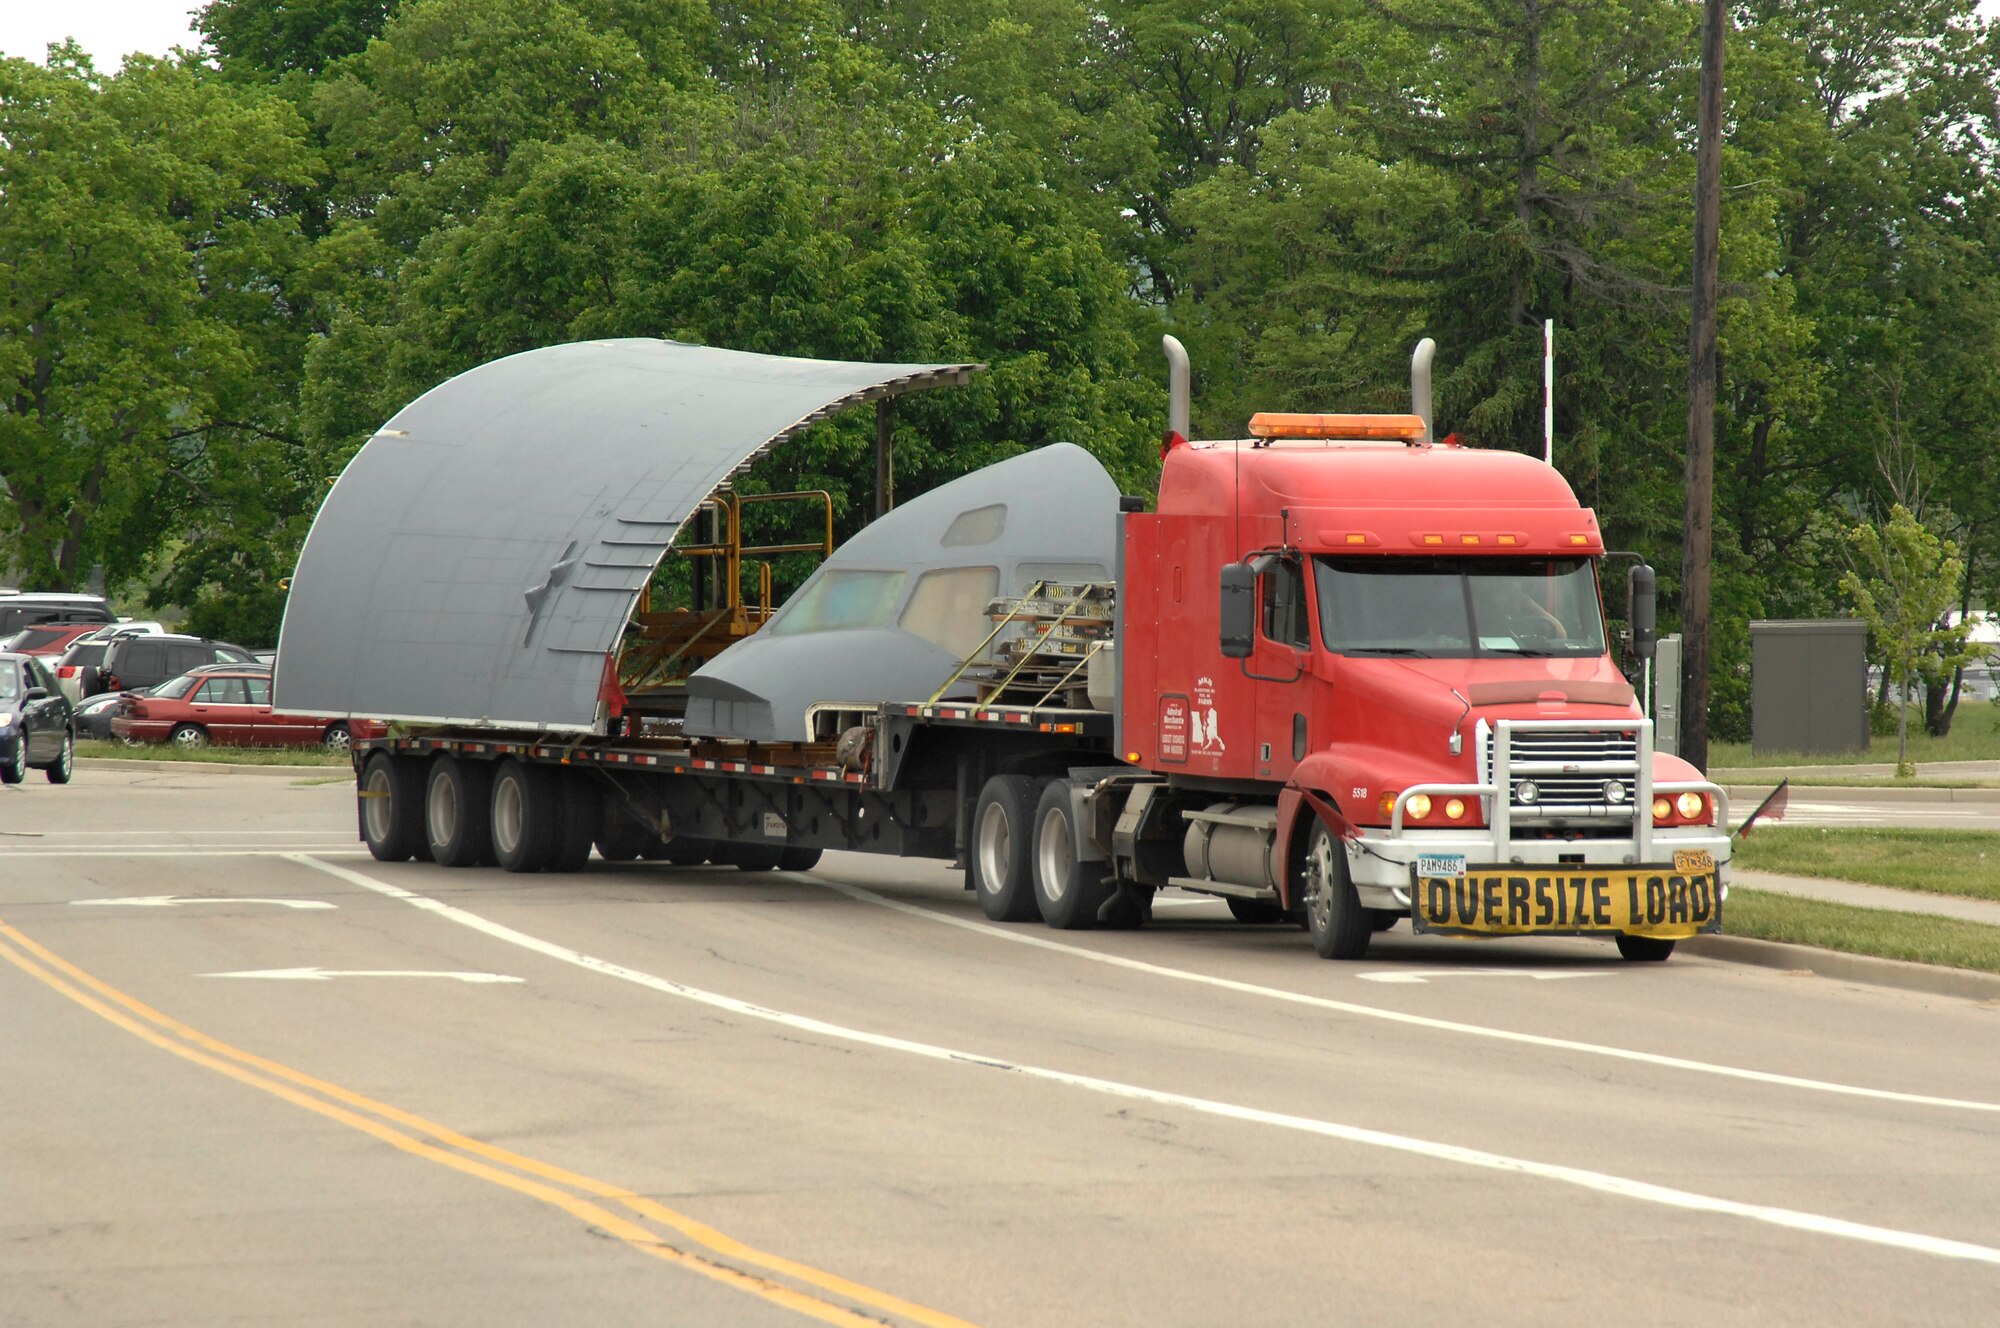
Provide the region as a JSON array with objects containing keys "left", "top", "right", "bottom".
[{"left": 111, "top": 669, "right": 356, "bottom": 751}]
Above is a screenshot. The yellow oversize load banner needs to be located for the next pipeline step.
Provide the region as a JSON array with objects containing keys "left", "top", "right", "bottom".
[{"left": 1411, "top": 852, "right": 1721, "bottom": 940}]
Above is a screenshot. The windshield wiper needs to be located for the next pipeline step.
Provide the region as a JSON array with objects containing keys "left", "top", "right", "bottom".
[
  {"left": 1344, "top": 646, "right": 1434, "bottom": 657},
  {"left": 1482, "top": 646, "right": 1564, "bottom": 657}
]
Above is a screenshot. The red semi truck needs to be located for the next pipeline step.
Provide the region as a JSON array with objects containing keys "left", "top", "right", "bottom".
[{"left": 339, "top": 336, "right": 1728, "bottom": 961}]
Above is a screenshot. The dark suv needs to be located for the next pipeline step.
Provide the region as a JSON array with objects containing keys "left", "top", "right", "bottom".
[
  {"left": 0, "top": 594, "right": 111, "bottom": 638},
  {"left": 100, "top": 635, "right": 256, "bottom": 695}
]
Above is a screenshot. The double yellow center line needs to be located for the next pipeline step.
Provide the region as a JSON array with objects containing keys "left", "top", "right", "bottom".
[{"left": 0, "top": 918, "right": 976, "bottom": 1328}]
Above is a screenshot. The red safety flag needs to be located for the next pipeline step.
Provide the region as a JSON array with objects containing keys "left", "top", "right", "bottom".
[{"left": 1733, "top": 778, "right": 1789, "bottom": 840}]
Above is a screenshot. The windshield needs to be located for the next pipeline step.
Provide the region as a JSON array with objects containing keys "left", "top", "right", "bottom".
[{"left": 1314, "top": 556, "right": 1607, "bottom": 658}]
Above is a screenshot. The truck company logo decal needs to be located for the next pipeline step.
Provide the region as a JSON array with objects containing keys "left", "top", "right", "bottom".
[
  {"left": 1158, "top": 695, "right": 1190, "bottom": 763},
  {"left": 1191, "top": 676, "right": 1225, "bottom": 755}
]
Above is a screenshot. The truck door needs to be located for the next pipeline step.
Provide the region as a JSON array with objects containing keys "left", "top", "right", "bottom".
[{"left": 1252, "top": 556, "right": 1312, "bottom": 782}]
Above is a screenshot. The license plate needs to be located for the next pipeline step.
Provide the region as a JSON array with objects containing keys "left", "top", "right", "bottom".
[
  {"left": 1416, "top": 853, "right": 1467, "bottom": 878},
  {"left": 1409, "top": 865, "right": 1721, "bottom": 939}
]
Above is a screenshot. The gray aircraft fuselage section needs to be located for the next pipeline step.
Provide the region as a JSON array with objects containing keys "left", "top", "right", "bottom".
[
  {"left": 683, "top": 442, "right": 1120, "bottom": 742},
  {"left": 273, "top": 338, "right": 979, "bottom": 731}
]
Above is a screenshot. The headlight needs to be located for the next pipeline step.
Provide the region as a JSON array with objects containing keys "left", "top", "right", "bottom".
[
  {"left": 1444, "top": 798, "right": 1466, "bottom": 820},
  {"left": 1603, "top": 780, "right": 1627, "bottom": 804},
  {"left": 1514, "top": 780, "right": 1540, "bottom": 805},
  {"left": 1405, "top": 793, "right": 1432, "bottom": 819},
  {"left": 1652, "top": 796, "right": 1672, "bottom": 820},
  {"left": 1676, "top": 791, "right": 1706, "bottom": 819},
  {"left": 0, "top": 713, "right": 13, "bottom": 730}
]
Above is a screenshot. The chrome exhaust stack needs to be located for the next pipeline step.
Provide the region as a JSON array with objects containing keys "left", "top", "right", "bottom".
[{"left": 1411, "top": 337, "right": 1436, "bottom": 443}]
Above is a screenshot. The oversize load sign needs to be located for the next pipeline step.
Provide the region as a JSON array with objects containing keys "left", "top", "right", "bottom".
[{"left": 1411, "top": 866, "right": 1721, "bottom": 940}]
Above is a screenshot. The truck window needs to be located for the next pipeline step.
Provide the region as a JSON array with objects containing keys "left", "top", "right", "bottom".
[
  {"left": 1315, "top": 556, "right": 1606, "bottom": 658},
  {"left": 767, "top": 569, "right": 908, "bottom": 636},
  {"left": 1260, "top": 559, "right": 1310, "bottom": 649}
]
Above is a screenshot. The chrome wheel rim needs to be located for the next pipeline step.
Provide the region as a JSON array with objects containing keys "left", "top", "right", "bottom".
[
  {"left": 1036, "top": 804, "right": 1070, "bottom": 902},
  {"left": 324, "top": 726, "right": 351, "bottom": 753},
  {"left": 427, "top": 770, "right": 458, "bottom": 846},
  {"left": 56, "top": 734, "right": 71, "bottom": 777},
  {"left": 362, "top": 766, "right": 393, "bottom": 843},
  {"left": 492, "top": 775, "right": 524, "bottom": 856},
  {"left": 172, "top": 727, "right": 205, "bottom": 750},
  {"left": 976, "top": 802, "right": 1012, "bottom": 894},
  {"left": 1305, "top": 834, "right": 1335, "bottom": 935}
]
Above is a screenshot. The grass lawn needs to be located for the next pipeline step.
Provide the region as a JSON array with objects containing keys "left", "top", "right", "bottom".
[
  {"left": 1731, "top": 827, "right": 2000, "bottom": 903},
  {"left": 1709, "top": 699, "right": 2000, "bottom": 768},
  {"left": 76, "top": 739, "right": 350, "bottom": 767},
  {"left": 1724, "top": 889, "right": 2000, "bottom": 975}
]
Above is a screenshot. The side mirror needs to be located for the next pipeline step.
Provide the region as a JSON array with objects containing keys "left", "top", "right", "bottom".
[
  {"left": 1627, "top": 564, "right": 1657, "bottom": 661},
  {"left": 1220, "top": 563, "right": 1256, "bottom": 658},
  {"left": 24, "top": 687, "right": 48, "bottom": 702}
]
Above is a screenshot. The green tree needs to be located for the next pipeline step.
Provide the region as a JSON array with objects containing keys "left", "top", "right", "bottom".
[
  {"left": 1839, "top": 504, "right": 1977, "bottom": 775},
  {"left": 0, "top": 51, "right": 317, "bottom": 620}
]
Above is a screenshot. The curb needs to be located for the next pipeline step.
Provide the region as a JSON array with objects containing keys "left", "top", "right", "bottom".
[
  {"left": 1722, "top": 783, "right": 2000, "bottom": 805},
  {"left": 1682, "top": 933, "right": 2000, "bottom": 1003},
  {"left": 78, "top": 758, "right": 350, "bottom": 779}
]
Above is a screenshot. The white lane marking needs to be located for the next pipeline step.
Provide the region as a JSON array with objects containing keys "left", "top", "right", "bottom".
[
  {"left": 72, "top": 896, "right": 336, "bottom": 911},
  {"left": 204, "top": 966, "right": 522, "bottom": 983},
  {"left": 1, "top": 849, "right": 369, "bottom": 859},
  {"left": 290, "top": 854, "right": 2000, "bottom": 1267},
  {"left": 32, "top": 830, "right": 361, "bottom": 837},
  {"left": 1358, "top": 970, "right": 1604, "bottom": 985},
  {"left": 808, "top": 877, "right": 2000, "bottom": 1115}
]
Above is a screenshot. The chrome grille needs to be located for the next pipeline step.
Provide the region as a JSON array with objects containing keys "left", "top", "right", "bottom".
[{"left": 1488, "top": 725, "right": 1641, "bottom": 813}]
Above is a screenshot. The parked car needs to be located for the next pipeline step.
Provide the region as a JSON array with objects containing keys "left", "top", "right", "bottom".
[
  {"left": 112, "top": 665, "right": 352, "bottom": 751},
  {"left": 0, "top": 592, "right": 111, "bottom": 639},
  {"left": 0, "top": 652, "right": 76, "bottom": 784},
  {"left": 99, "top": 634, "right": 255, "bottom": 696},
  {"left": 51, "top": 623, "right": 166, "bottom": 702},
  {"left": 88, "top": 663, "right": 273, "bottom": 742},
  {"left": 0, "top": 622, "right": 98, "bottom": 656}
]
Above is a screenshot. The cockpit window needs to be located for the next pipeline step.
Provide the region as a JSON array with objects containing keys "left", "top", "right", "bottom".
[
  {"left": 1315, "top": 556, "right": 1606, "bottom": 658},
  {"left": 766, "top": 570, "right": 908, "bottom": 636}
]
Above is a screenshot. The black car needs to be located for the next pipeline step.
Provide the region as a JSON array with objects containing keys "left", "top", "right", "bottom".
[
  {"left": 99, "top": 635, "right": 256, "bottom": 696},
  {"left": 0, "top": 652, "right": 76, "bottom": 784}
]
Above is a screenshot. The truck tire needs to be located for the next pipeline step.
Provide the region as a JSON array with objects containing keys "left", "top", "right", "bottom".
[
  {"left": 660, "top": 836, "right": 714, "bottom": 865},
  {"left": 712, "top": 841, "right": 784, "bottom": 871},
  {"left": 1226, "top": 898, "right": 1290, "bottom": 925},
  {"left": 1032, "top": 781, "right": 1112, "bottom": 930},
  {"left": 360, "top": 751, "right": 425, "bottom": 863},
  {"left": 547, "top": 772, "right": 597, "bottom": 872},
  {"left": 426, "top": 756, "right": 495, "bottom": 867},
  {"left": 972, "top": 774, "right": 1042, "bottom": 922},
  {"left": 1300, "top": 819, "right": 1370, "bottom": 960},
  {"left": 1615, "top": 934, "right": 1676, "bottom": 962},
  {"left": 777, "top": 846, "right": 823, "bottom": 872},
  {"left": 490, "top": 759, "right": 560, "bottom": 873},
  {"left": 593, "top": 811, "right": 649, "bottom": 862}
]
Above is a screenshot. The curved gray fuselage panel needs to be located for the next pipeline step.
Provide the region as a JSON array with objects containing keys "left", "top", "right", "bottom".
[
  {"left": 274, "top": 339, "right": 977, "bottom": 731},
  {"left": 684, "top": 442, "right": 1118, "bottom": 741}
]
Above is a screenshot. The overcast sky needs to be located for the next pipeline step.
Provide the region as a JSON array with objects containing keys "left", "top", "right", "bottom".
[{"left": 2, "top": 0, "right": 1997, "bottom": 73}]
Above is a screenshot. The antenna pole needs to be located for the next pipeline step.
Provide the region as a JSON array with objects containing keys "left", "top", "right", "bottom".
[{"left": 1543, "top": 319, "right": 1554, "bottom": 465}]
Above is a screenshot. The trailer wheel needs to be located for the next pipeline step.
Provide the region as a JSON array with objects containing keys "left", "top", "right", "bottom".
[
  {"left": 593, "top": 811, "right": 649, "bottom": 862},
  {"left": 547, "top": 772, "right": 597, "bottom": 872},
  {"left": 777, "top": 847, "right": 823, "bottom": 872},
  {"left": 426, "top": 756, "right": 495, "bottom": 868},
  {"left": 972, "top": 774, "right": 1042, "bottom": 922},
  {"left": 1226, "top": 898, "right": 1290, "bottom": 925},
  {"left": 1615, "top": 934, "right": 1676, "bottom": 962},
  {"left": 713, "top": 841, "right": 784, "bottom": 871},
  {"left": 1032, "top": 781, "right": 1112, "bottom": 929},
  {"left": 359, "top": 751, "right": 425, "bottom": 862},
  {"left": 1300, "top": 819, "right": 1370, "bottom": 960},
  {"left": 660, "top": 836, "right": 714, "bottom": 865},
  {"left": 490, "top": 759, "right": 560, "bottom": 873}
]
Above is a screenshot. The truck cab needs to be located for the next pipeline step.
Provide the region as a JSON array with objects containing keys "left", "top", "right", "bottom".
[{"left": 1115, "top": 339, "right": 1728, "bottom": 959}]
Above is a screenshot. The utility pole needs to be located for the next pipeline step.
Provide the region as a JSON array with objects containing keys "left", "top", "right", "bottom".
[{"left": 1682, "top": 0, "right": 1726, "bottom": 772}]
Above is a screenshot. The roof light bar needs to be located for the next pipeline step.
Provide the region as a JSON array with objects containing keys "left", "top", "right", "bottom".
[{"left": 1247, "top": 412, "right": 1429, "bottom": 441}]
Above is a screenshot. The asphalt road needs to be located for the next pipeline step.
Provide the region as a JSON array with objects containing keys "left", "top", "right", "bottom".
[{"left": 3, "top": 766, "right": 1998, "bottom": 1327}]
